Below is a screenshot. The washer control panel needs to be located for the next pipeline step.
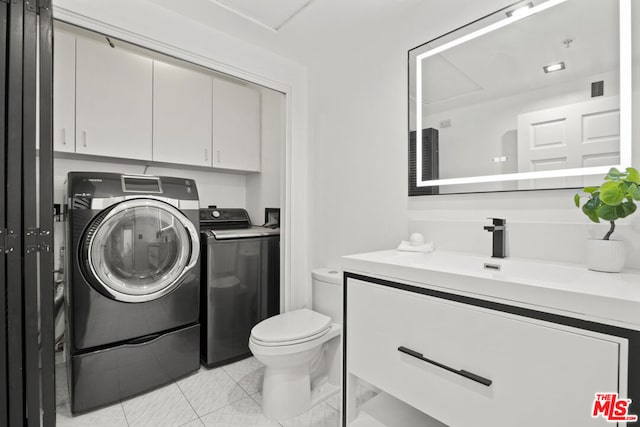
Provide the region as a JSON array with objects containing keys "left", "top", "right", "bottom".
[{"left": 199, "top": 207, "right": 251, "bottom": 229}]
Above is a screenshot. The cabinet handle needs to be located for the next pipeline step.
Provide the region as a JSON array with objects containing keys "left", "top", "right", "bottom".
[
  {"left": 61, "top": 128, "right": 67, "bottom": 145},
  {"left": 398, "top": 346, "right": 492, "bottom": 387},
  {"left": 82, "top": 130, "right": 87, "bottom": 148},
  {"left": 204, "top": 148, "right": 208, "bottom": 162},
  {"left": 216, "top": 150, "right": 221, "bottom": 164}
]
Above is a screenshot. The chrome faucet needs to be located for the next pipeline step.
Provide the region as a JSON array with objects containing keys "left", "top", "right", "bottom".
[{"left": 483, "top": 218, "right": 506, "bottom": 258}]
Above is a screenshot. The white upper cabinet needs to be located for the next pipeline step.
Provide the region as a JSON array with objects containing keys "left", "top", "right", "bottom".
[
  {"left": 75, "top": 37, "right": 153, "bottom": 161},
  {"left": 54, "top": 29, "right": 265, "bottom": 172},
  {"left": 152, "top": 61, "right": 212, "bottom": 167},
  {"left": 212, "top": 78, "right": 261, "bottom": 172},
  {"left": 53, "top": 29, "right": 76, "bottom": 153}
]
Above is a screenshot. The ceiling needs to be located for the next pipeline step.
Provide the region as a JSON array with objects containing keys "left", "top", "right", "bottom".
[
  {"left": 144, "top": 0, "right": 637, "bottom": 95},
  {"left": 145, "top": 0, "right": 509, "bottom": 66},
  {"left": 206, "top": 0, "right": 316, "bottom": 31}
]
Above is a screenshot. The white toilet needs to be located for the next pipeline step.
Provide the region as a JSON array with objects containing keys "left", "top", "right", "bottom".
[{"left": 249, "top": 268, "right": 343, "bottom": 420}]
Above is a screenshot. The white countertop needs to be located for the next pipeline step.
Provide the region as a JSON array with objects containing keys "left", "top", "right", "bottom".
[{"left": 342, "top": 249, "right": 640, "bottom": 330}]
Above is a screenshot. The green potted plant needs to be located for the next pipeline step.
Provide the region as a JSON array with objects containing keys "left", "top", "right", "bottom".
[{"left": 574, "top": 167, "right": 640, "bottom": 272}]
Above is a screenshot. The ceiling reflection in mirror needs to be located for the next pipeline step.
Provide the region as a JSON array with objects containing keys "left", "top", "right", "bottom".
[{"left": 408, "top": 0, "right": 633, "bottom": 195}]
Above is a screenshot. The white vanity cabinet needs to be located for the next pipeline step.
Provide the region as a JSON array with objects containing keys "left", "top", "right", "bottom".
[
  {"left": 75, "top": 37, "right": 153, "bottom": 161},
  {"left": 212, "top": 78, "right": 261, "bottom": 172},
  {"left": 344, "top": 276, "right": 629, "bottom": 427},
  {"left": 152, "top": 61, "right": 212, "bottom": 167}
]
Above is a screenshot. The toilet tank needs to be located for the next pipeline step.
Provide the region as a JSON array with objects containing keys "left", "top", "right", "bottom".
[{"left": 311, "top": 268, "right": 343, "bottom": 324}]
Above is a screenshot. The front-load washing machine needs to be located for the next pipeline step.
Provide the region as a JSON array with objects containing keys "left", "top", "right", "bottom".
[{"left": 65, "top": 172, "right": 201, "bottom": 413}]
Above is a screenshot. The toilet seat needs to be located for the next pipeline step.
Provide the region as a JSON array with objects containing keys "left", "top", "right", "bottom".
[
  {"left": 249, "top": 323, "right": 341, "bottom": 358},
  {"left": 251, "top": 308, "right": 331, "bottom": 347},
  {"left": 251, "top": 327, "right": 330, "bottom": 347}
]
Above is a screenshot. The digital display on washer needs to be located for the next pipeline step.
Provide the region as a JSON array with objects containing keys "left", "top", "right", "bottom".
[{"left": 121, "top": 176, "right": 163, "bottom": 193}]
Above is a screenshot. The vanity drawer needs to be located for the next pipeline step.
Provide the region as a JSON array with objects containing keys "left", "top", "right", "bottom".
[{"left": 346, "top": 278, "right": 623, "bottom": 427}]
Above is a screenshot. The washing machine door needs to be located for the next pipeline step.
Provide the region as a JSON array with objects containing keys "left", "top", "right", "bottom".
[{"left": 82, "top": 198, "right": 199, "bottom": 303}]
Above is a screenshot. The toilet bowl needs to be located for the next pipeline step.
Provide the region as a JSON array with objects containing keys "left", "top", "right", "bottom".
[{"left": 249, "top": 268, "right": 343, "bottom": 420}]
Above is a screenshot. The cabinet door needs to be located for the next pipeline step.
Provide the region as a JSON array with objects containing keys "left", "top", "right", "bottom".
[
  {"left": 212, "top": 78, "right": 261, "bottom": 172},
  {"left": 153, "top": 61, "right": 212, "bottom": 167},
  {"left": 347, "top": 278, "right": 623, "bottom": 427},
  {"left": 75, "top": 37, "right": 152, "bottom": 160},
  {"left": 53, "top": 29, "right": 76, "bottom": 152}
]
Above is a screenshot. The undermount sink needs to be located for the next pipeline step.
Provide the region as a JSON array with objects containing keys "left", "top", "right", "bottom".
[
  {"left": 362, "top": 250, "right": 579, "bottom": 285},
  {"left": 380, "top": 250, "right": 585, "bottom": 282}
]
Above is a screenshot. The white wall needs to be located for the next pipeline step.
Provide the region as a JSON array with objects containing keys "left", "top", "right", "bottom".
[
  {"left": 53, "top": 157, "right": 247, "bottom": 208},
  {"left": 246, "top": 89, "right": 284, "bottom": 225},
  {"left": 307, "top": 44, "right": 409, "bottom": 269},
  {"left": 307, "top": 0, "right": 640, "bottom": 273},
  {"left": 52, "top": 0, "right": 310, "bottom": 309},
  {"left": 307, "top": 0, "right": 515, "bottom": 270}
]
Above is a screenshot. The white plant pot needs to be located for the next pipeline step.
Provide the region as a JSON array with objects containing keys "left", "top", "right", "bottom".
[{"left": 585, "top": 239, "right": 626, "bottom": 273}]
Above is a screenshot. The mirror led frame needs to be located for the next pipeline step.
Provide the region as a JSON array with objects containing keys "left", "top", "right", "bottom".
[{"left": 414, "top": 0, "right": 632, "bottom": 189}]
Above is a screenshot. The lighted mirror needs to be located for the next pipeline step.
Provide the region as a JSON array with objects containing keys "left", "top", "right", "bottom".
[{"left": 408, "top": 0, "right": 632, "bottom": 195}]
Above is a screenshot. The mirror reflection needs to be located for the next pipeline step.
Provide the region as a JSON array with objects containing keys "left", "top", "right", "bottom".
[{"left": 409, "top": 0, "right": 631, "bottom": 195}]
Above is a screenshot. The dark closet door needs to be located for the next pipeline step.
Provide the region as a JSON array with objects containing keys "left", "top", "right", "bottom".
[
  {"left": 0, "top": 1, "right": 8, "bottom": 424},
  {"left": 39, "top": 1, "right": 56, "bottom": 424},
  {"left": 1, "top": 0, "right": 55, "bottom": 425},
  {"left": 6, "top": 1, "right": 26, "bottom": 424}
]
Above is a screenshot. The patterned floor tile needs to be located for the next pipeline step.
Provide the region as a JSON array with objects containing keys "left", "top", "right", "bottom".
[
  {"left": 325, "top": 394, "right": 339, "bottom": 411},
  {"left": 56, "top": 349, "right": 65, "bottom": 365},
  {"left": 279, "top": 402, "right": 339, "bottom": 427},
  {"left": 250, "top": 392, "right": 263, "bottom": 406},
  {"left": 177, "top": 367, "right": 249, "bottom": 417},
  {"left": 325, "top": 380, "right": 377, "bottom": 412},
  {"left": 310, "top": 382, "right": 339, "bottom": 407},
  {"left": 355, "top": 381, "right": 378, "bottom": 408},
  {"left": 222, "top": 357, "right": 265, "bottom": 395},
  {"left": 200, "top": 397, "right": 281, "bottom": 427},
  {"left": 122, "top": 382, "right": 198, "bottom": 427},
  {"left": 180, "top": 419, "right": 205, "bottom": 427}
]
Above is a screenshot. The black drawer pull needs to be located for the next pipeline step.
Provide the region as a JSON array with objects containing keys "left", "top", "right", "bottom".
[{"left": 398, "top": 346, "right": 492, "bottom": 387}]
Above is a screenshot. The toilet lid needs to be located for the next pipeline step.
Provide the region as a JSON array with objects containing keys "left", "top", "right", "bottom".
[{"left": 251, "top": 308, "right": 331, "bottom": 344}]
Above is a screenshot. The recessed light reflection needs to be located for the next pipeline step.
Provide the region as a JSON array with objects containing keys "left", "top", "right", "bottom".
[
  {"left": 506, "top": 2, "right": 534, "bottom": 17},
  {"left": 543, "top": 62, "right": 566, "bottom": 73}
]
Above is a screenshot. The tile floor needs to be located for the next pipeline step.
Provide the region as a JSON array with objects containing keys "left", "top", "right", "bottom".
[{"left": 55, "top": 353, "right": 365, "bottom": 427}]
